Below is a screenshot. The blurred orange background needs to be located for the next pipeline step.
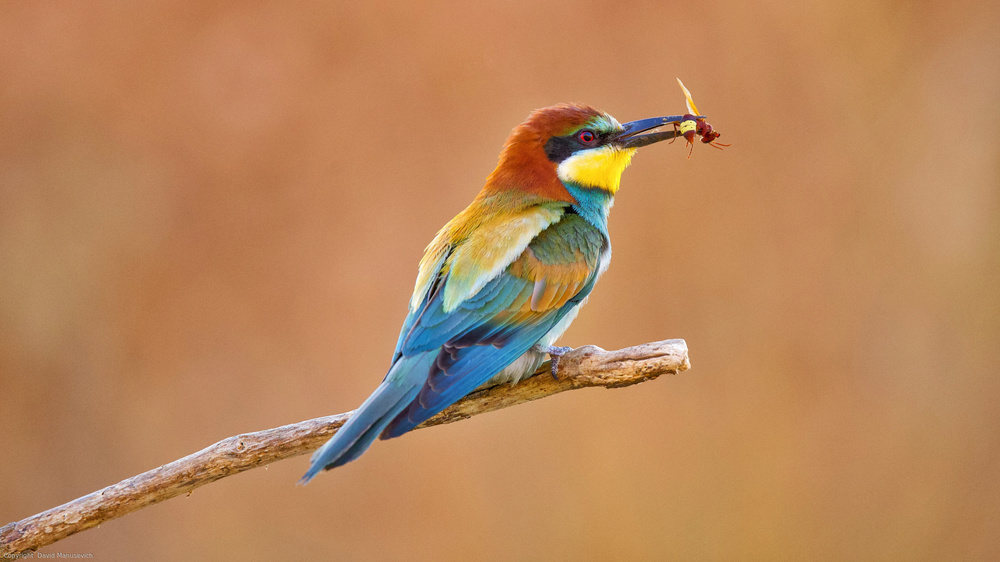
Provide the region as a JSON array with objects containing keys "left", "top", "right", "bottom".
[{"left": 2, "top": 1, "right": 999, "bottom": 559}]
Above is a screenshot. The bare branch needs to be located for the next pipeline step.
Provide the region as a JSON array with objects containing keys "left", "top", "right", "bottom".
[{"left": 1, "top": 339, "right": 690, "bottom": 555}]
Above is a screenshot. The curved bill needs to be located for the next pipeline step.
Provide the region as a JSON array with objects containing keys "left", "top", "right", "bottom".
[{"left": 614, "top": 115, "right": 705, "bottom": 149}]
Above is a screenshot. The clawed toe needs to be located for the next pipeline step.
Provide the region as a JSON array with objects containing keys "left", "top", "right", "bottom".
[{"left": 544, "top": 346, "right": 573, "bottom": 380}]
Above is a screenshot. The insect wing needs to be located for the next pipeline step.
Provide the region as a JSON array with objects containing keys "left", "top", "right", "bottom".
[{"left": 676, "top": 78, "right": 700, "bottom": 117}]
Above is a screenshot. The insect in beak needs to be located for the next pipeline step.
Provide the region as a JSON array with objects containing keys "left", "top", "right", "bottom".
[{"left": 675, "top": 78, "right": 731, "bottom": 158}]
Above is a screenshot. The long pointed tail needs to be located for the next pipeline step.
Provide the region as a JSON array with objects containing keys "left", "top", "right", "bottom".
[{"left": 299, "top": 352, "right": 433, "bottom": 484}]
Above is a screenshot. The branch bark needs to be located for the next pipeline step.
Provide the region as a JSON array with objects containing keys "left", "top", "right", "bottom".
[{"left": 1, "top": 339, "right": 690, "bottom": 555}]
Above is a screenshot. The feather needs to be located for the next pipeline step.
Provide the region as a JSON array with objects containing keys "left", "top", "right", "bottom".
[{"left": 381, "top": 214, "right": 605, "bottom": 438}]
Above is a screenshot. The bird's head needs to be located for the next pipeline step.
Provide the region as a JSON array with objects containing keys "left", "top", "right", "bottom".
[{"left": 483, "top": 104, "right": 688, "bottom": 202}]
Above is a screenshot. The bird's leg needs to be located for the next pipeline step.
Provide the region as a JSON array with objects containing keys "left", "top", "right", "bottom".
[{"left": 544, "top": 346, "right": 573, "bottom": 380}]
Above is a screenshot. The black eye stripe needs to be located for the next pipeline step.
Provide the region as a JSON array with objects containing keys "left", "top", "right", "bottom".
[
  {"left": 544, "top": 130, "right": 608, "bottom": 163},
  {"left": 544, "top": 135, "right": 576, "bottom": 163}
]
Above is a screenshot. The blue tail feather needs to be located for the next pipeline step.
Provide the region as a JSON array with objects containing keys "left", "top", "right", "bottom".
[{"left": 299, "top": 352, "right": 434, "bottom": 483}]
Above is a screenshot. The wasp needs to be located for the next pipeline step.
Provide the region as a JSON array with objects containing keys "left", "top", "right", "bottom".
[{"left": 674, "top": 78, "right": 730, "bottom": 158}]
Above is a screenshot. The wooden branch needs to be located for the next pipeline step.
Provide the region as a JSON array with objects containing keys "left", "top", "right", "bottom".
[{"left": 1, "top": 339, "right": 690, "bottom": 555}]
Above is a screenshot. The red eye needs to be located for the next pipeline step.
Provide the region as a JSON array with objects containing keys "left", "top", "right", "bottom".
[{"left": 578, "top": 130, "right": 597, "bottom": 144}]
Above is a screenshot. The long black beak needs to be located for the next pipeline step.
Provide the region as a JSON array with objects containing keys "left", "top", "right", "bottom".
[{"left": 614, "top": 115, "right": 703, "bottom": 149}]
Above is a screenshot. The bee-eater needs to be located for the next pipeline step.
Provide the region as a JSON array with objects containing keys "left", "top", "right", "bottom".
[{"left": 302, "top": 104, "right": 689, "bottom": 482}]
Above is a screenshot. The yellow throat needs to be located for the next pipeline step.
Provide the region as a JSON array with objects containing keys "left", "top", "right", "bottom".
[{"left": 556, "top": 145, "right": 636, "bottom": 194}]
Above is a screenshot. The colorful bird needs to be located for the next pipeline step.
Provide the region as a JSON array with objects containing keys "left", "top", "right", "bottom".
[{"left": 302, "top": 104, "right": 691, "bottom": 482}]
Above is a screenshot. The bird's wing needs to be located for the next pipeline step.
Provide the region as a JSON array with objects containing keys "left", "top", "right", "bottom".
[
  {"left": 381, "top": 210, "right": 605, "bottom": 438},
  {"left": 391, "top": 199, "right": 565, "bottom": 362}
]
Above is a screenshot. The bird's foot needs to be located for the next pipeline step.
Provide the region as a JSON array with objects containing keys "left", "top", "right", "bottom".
[{"left": 544, "top": 346, "right": 573, "bottom": 380}]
